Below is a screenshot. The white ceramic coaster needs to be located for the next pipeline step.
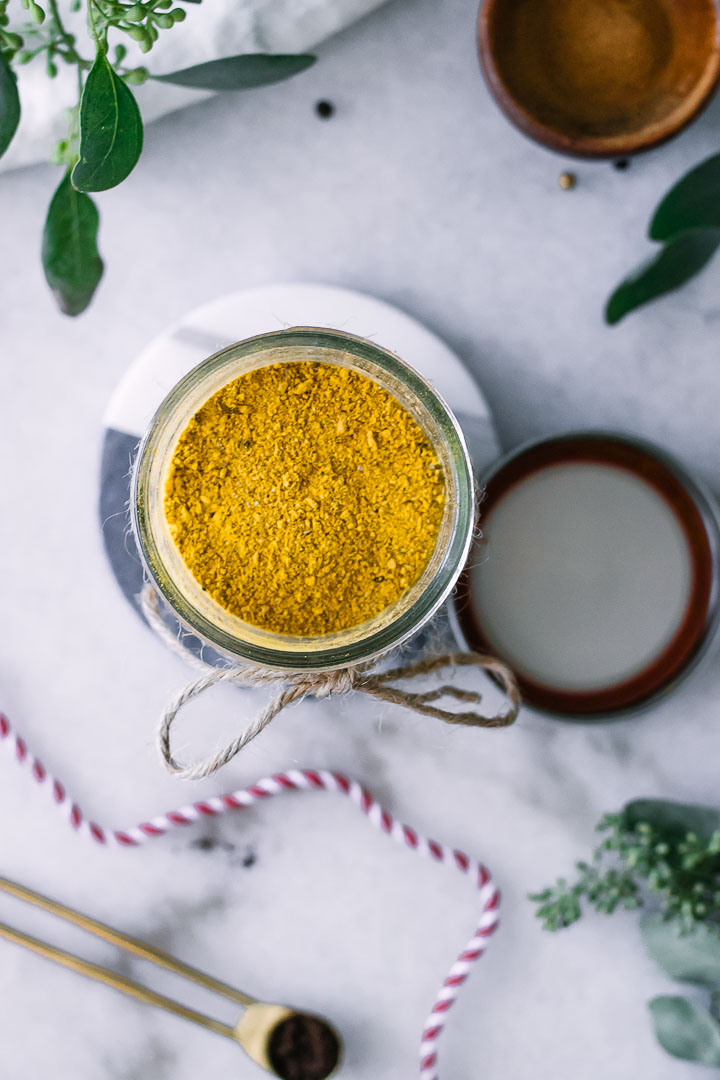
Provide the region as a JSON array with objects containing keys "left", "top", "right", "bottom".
[{"left": 99, "top": 283, "right": 499, "bottom": 653}]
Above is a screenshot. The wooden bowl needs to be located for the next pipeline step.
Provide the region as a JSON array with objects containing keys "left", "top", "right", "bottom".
[{"left": 478, "top": 0, "right": 720, "bottom": 158}]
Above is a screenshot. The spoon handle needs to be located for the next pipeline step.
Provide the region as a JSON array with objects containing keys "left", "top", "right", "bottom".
[
  {"left": 0, "top": 919, "right": 235, "bottom": 1038},
  {"left": 0, "top": 875, "right": 256, "bottom": 1006}
]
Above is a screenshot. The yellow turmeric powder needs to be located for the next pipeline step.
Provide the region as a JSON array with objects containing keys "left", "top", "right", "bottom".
[{"left": 164, "top": 361, "right": 445, "bottom": 636}]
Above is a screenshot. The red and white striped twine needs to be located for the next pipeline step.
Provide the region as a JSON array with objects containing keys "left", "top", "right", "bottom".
[{"left": 0, "top": 710, "right": 499, "bottom": 1080}]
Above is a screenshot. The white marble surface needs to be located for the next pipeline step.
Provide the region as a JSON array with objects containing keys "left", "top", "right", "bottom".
[{"left": 2, "top": 1, "right": 720, "bottom": 1078}]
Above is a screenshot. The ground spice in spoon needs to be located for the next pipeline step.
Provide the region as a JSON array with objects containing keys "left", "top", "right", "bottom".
[
  {"left": 164, "top": 361, "right": 445, "bottom": 636},
  {"left": 268, "top": 1014, "right": 341, "bottom": 1080}
]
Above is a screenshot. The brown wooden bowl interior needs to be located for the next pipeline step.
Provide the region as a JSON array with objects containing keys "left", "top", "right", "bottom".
[{"left": 478, "top": 0, "right": 720, "bottom": 158}]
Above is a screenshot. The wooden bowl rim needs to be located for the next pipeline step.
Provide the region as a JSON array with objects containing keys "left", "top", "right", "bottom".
[{"left": 477, "top": 0, "right": 720, "bottom": 158}]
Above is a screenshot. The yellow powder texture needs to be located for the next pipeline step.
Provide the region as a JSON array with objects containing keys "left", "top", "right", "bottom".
[{"left": 164, "top": 361, "right": 445, "bottom": 636}]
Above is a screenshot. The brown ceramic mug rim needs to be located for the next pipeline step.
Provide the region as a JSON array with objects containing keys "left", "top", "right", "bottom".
[
  {"left": 477, "top": 0, "right": 720, "bottom": 159},
  {"left": 452, "top": 432, "right": 720, "bottom": 717}
]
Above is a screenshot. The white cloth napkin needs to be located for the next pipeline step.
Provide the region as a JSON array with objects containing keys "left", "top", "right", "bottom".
[{"left": 2, "top": 0, "right": 387, "bottom": 173}]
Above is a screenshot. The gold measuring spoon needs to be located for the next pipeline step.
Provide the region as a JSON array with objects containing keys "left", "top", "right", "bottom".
[{"left": 0, "top": 875, "right": 341, "bottom": 1080}]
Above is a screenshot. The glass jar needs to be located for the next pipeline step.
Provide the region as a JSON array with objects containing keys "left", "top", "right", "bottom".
[{"left": 132, "top": 327, "right": 474, "bottom": 672}]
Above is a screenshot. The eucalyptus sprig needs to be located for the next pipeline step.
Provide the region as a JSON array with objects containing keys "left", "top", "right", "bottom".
[
  {"left": 532, "top": 800, "right": 720, "bottom": 933},
  {"left": 532, "top": 798, "right": 720, "bottom": 1070},
  {"left": 0, "top": 0, "right": 317, "bottom": 314},
  {"left": 606, "top": 154, "right": 720, "bottom": 324}
]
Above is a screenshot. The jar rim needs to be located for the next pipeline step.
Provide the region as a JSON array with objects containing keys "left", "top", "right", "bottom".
[{"left": 132, "top": 327, "right": 475, "bottom": 671}]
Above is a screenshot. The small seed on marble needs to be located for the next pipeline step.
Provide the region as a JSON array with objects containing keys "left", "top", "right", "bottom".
[{"left": 558, "top": 171, "right": 577, "bottom": 190}]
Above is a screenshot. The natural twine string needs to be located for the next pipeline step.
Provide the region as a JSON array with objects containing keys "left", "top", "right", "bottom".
[{"left": 141, "top": 584, "right": 521, "bottom": 782}]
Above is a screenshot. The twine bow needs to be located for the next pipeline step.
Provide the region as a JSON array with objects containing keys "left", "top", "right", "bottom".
[{"left": 142, "top": 586, "right": 521, "bottom": 782}]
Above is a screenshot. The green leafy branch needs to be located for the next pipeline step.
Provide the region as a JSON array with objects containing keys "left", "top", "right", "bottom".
[
  {"left": 532, "top": 798, "right": 720, "bottom": 1069},
  {"left": 532, "top": 800, "right": 720, "bottom": 932},
  {"left": 606, "top": 155, "right": 720, "bottom": 324},
  {"left": 0, "top": 0, "right": 317, "bottom": 315}
]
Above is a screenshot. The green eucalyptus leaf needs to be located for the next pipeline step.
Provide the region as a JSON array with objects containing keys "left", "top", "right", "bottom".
[
  {"left": 642, "top": 915, "right": 720, "bottom": 988},
  {"left": 0, "top": 49, "right": 20, "bottom": 159},
  {"left": 153, "top": 53, "right": 316, "bottom": 91},
  {"left": 623, "top": 798, "right": 720, "bottom": 843},
  {"left": 72, "top": 52, "right": 143, "bottom": 192},
  {"left": 42, "top": 171, "right": 104, "bottom": 316},
  {"left": 651, "top": 154, "right": 720, "bottom": 240},
  {"left": 605, "top": 231, "right": 720, "bottom": 325},
  {"left": 711, "top": 992, "right": 720, "bottom": 1023},
  {"left": 649, "top": 996, "right": 720, "bottom": 1065}
]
